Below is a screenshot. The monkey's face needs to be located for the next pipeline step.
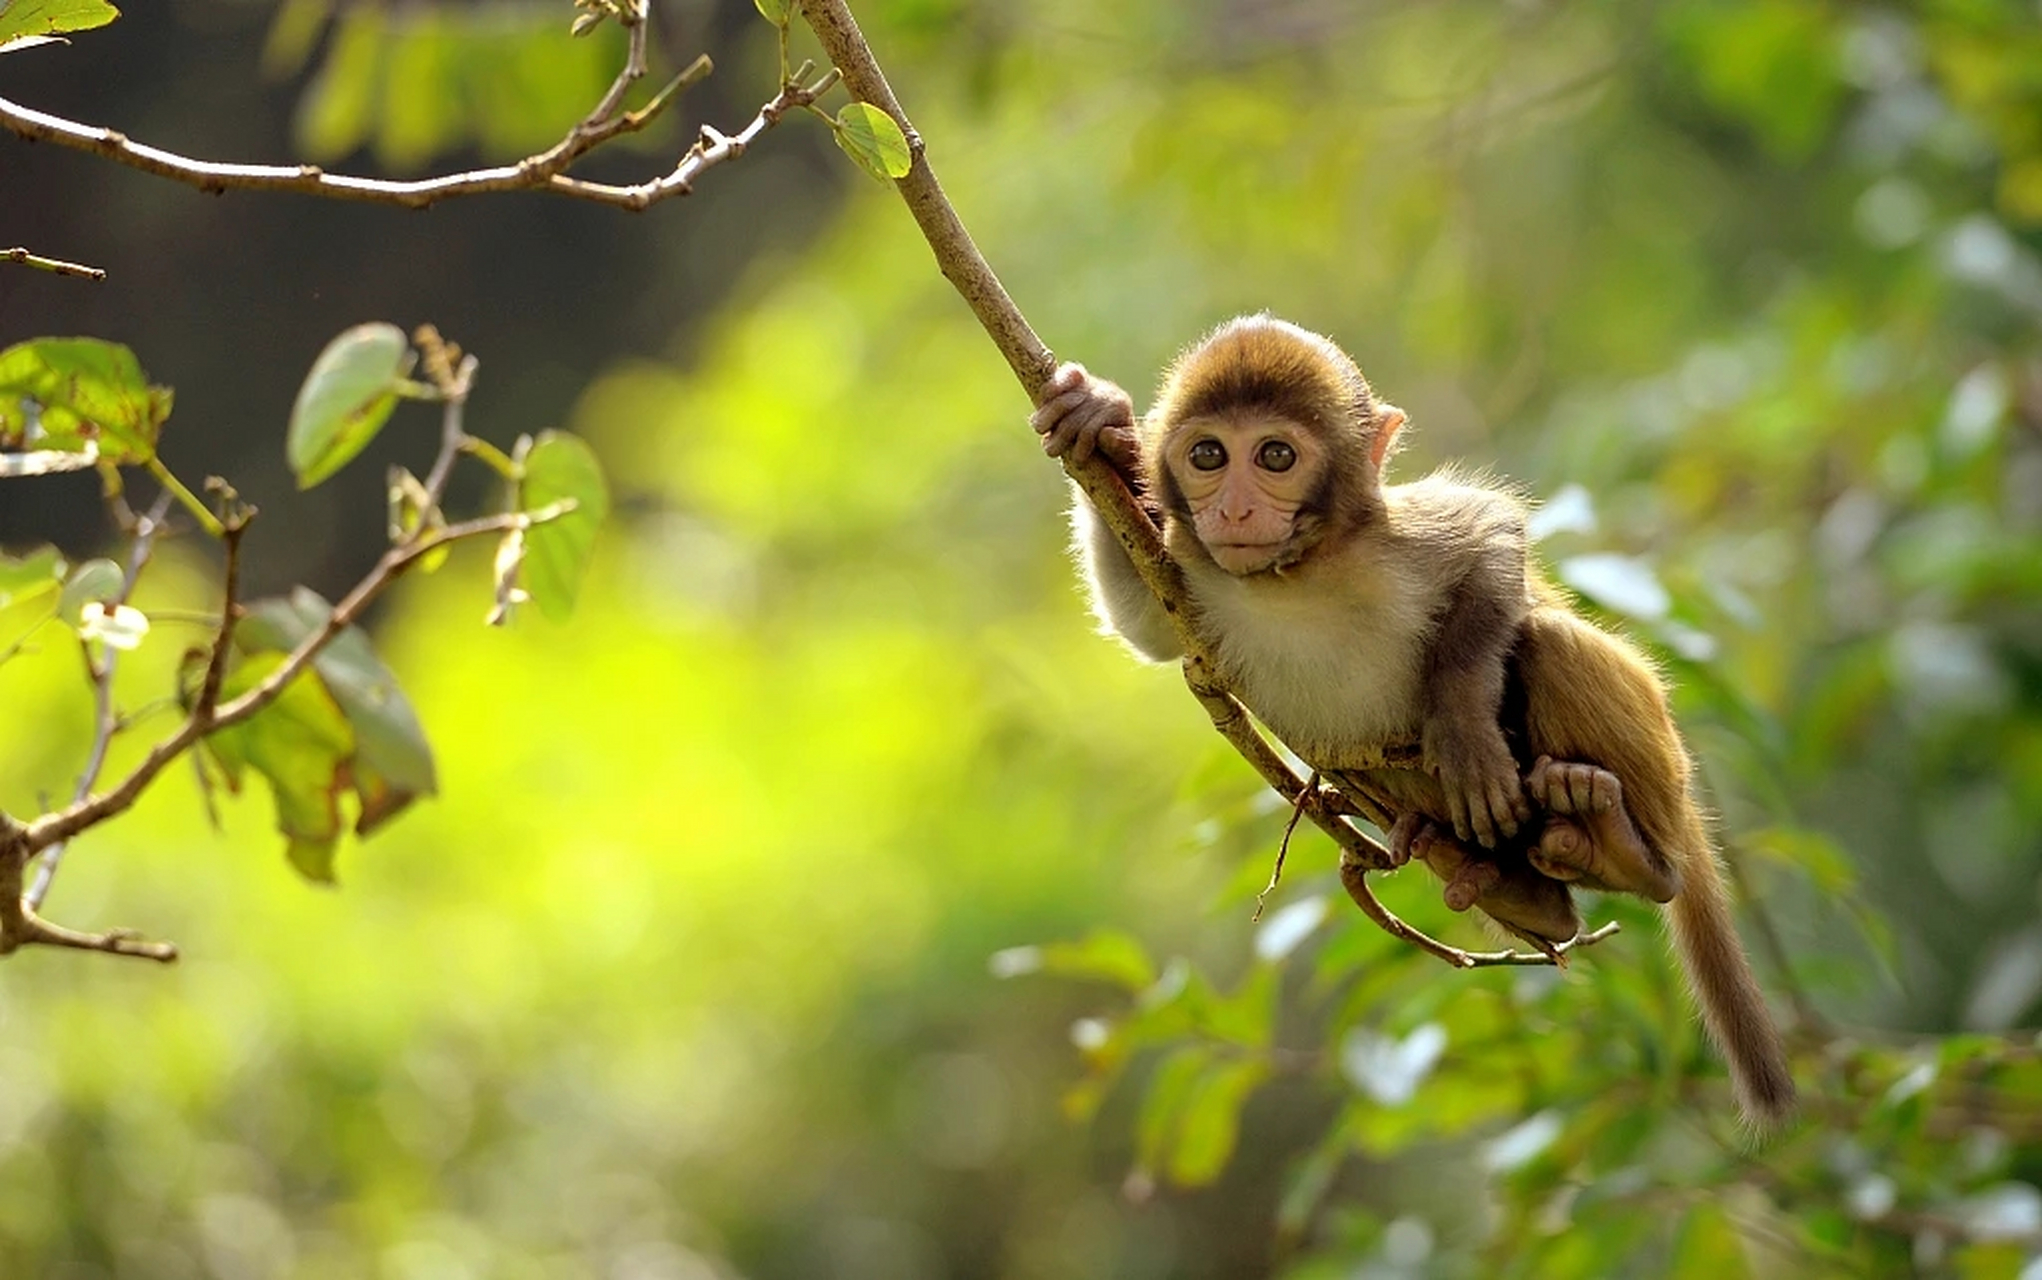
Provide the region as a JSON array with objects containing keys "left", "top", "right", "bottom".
[{"left": 1162, "top": 412, "right": 1331, "bottom": 575}]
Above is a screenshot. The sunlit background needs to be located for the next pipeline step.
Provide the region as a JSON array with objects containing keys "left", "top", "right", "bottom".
[{"left": 5, "top": 1, "right": 2042, "bottom": 1276}]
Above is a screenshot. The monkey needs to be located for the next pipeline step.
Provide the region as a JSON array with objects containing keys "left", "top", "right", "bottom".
[
  {"left": 1037, "top": 317, "right": 1535, "bottom": 850},
  {"left": 1030, "top": 315, "right": 1795, "bottom": 1127}
]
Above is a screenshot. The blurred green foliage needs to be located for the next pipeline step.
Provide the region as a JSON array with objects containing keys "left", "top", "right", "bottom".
[{"left": 5, "top": 0, "right": 2042, "bottom": 1276}]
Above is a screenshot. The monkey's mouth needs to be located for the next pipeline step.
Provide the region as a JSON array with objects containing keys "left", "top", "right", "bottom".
[{"left": 1207, "top": 540, "right": 1289, "bottom": 574}]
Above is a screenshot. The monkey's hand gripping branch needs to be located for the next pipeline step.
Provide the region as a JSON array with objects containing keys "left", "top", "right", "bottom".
[{"left": 795, "top": 0, "right": 1615, "bottom": 970}]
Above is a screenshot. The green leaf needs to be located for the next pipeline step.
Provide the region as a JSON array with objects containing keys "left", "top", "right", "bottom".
[
  {"left": 286, "top": 322, "right": 411, "bottom": 490},
  {"left": 376, "top": 9, "right": 459, "bottom": 170},
  {"left": 201, "top": 651, "right": 357, "bottom": 883},
  {"left": 520, "top": 430, "right": 610, "bottom": 621},
  {"left": 295, "top": 4, "right": 382, "bottom": 159},
  {"left": 1745, "top": 825, "right": 1856, "bottom": 892},
  {"left": 259, "top": 0, "right": 329, "bottom": 78},
  {"left": 1036, "top": 928, "right": 1157, "bottom": 992},
  {"left": 0, "top": 0, "right": 119, "bottom": 51},
  {"left": 1134, "top": 1047, "right": 1210, "bottom": 1178},
  {"left": 752, "top": 0, "right": 790, "bottom": 22},
  {"left": 1671, "top": 1202, "right": 1753, "bottom": 1278},
  {"left": 57, "top": 557, "right": 123, "bottom": 620},
  {"left": 833, "top": 102, "right": 912, "bottom": 181},
  {"left": 1167, "top": 1058, "right": 1268, "bottom": 1186},
  {"left": 236, "top": 587, "right": 438, "bottom": 834},
  {"left": 0, "top": 546, "right": 63, "bottom": 608},
  {"left": 0, "top": 338, "right": 171, "bottom": 466}
]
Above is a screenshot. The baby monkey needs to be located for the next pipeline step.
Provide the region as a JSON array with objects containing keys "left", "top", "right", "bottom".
[{"left": 1033, "top": 316, "right": 1793, "bottom": 1127}]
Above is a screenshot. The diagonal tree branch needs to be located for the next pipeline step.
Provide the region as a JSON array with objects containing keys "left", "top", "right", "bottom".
[{"left": 795, "top": 0, "right": 1604, "bottom": 969}]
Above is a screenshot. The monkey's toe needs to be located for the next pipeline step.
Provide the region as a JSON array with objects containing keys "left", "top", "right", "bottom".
[
  {"left": 1387, "top": 811, "right": 1427, "bottom": 868},
  {"left": 1443, "top": 861, "right": 1499, "bottom": 912},
  {"left": 1528, "top": 816, "right": 1591, "bottom": 882}
]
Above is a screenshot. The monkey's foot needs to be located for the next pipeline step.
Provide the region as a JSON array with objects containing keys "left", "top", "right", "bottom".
[
  {"left": 1400, "top": 817, "right": 1582, "bottom": 944},
  {"left": 1423, "top": 723, "right": 1530, "bottom": 849},
  {"left": 1524, "top": 757, "right": 1679, "bottom": 903}
]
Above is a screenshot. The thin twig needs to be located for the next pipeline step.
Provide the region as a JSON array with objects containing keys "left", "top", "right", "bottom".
[
  {"left": 1, "top": 814, "right": 177, "bottom": 963},
  {"left": 26, "top": 489, "right": 177, "bottom": 911},
  {"left": 1254, "top": 770, "right": 1316, "bottom": 921},
  {"left": 1, "top": 246, "right": 105, "bottom": 280},
  {"left": 0, "top": 26, "right": 721, "bottom": 211}
]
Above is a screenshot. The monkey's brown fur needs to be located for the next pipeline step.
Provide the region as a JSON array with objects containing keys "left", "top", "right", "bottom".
[
  {"left": 1513, "top": 592, "right": 1794, "bottom": 1126},
  {"left": 1035, "top": 315, "right": 1795, "bottom": 1128}
]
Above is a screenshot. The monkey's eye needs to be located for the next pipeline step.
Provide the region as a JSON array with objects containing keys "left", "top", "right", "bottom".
[
  {"left": 1188, "top": 439, "right": 1228, "bottom": 471},
  {"left": 1257, "top": 440, "right": 1298, "bottom": 472}
]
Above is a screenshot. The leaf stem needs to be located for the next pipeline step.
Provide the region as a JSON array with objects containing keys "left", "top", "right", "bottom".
[{"left": 144, "top": 459, "right": 226, "bottom": 538}]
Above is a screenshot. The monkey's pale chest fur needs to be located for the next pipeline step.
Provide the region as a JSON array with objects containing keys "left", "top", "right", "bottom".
[{"left": 1186, "top": 554, "right": 1435, "bottom": 766}]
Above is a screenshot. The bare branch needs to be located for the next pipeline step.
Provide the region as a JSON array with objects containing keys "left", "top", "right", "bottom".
[
  {"left": 1, "top": 245, "right": 105, "bottom": 280},
  {"left": 3, "top": 819, "right": 177, "bottom": 963},
  {"left": 0, "top": 14, "right": 738, "bottom": 211}
]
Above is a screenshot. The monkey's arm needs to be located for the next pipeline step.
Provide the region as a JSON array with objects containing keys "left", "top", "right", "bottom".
[
  {"left": 1032, "top": 363, "right": 1183, "bottom": 663},
  {"left": 1416, "top": 492, "right": 1534, "bottom": 847}
]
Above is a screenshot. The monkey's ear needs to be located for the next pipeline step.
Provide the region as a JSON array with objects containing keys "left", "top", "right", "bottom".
[{"left": 1370, "top": 405, "right": 1408, "bottom": 470}]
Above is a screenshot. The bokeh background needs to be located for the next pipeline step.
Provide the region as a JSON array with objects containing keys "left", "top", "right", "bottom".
[{"left": 5, "top": 1, "right": 2042, "bottom": 1276}]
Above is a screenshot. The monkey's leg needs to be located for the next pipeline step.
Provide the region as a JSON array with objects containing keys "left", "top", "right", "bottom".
[
  {"left": 1524, "top": 756, "right": 1680, "bottom": 903},
  {"left": 1397, "top": 816, "right": 1582, "bottom": 944}
]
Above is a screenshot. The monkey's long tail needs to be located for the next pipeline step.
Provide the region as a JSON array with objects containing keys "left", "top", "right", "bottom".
[{"left": 1665, "top": 831, "right": 1796, "bottom": 1130}]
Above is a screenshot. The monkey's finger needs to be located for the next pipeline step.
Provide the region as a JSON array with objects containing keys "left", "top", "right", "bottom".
[
  {"left": 1525, "top": 755, "right": 1556, "bottom": 802},
  {"left": 1499, "top": 800, "right": 1529, "bottom": 836},
  {"left": 1062, "top": 398, "right": 1127, "bottom": 464},
  {"left": 1446, "top": 790, "right": 1474, "bottom": 844},
  {"left": 1487, "top": 786, "right": 1521, "bottom": 843},
  {"left": 1466, "top": 792, "right": 1498, "bottom": 848},
  {"left": 1098, "top": 425, "right": 1141, "bottom": 474},
  {"left": 1035, "top": 363, "right": 1086, "bottom": 406},
  {"left": 1028, "top": 387, "right": 1094, "bottom": 438}
]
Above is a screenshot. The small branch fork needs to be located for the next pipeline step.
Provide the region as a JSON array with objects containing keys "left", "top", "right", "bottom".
[
  {"left": 797, "top": 0, "right": 1609, "bottom": 969},
  {"left": 0, "top": 0, "right": 828, "bottom": 213},
  {"left": 0, "top": 341, "right": 553, "bottom": 962}
]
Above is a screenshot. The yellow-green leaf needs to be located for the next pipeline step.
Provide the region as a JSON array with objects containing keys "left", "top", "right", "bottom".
[
  {"left": 201, "top": 651, "right": 357, "bottom": 883},
  {"left": 752, "top": 0, "right": 790, "bottom": 24},
  {"left": 0, "top": 546, "right": 63, "bottom": 608},
  {"left": 0, "top": 0, "right": 119, "bottom": 52},
  {"left": 286, "top": 322, "right": 412, "bottom": 490},
  {"left": 0, "top": 338, "right": 171, "bottom": 465},
  {"left": 1167, "top": 1059, "right": 1268, "bottom": 1186},
  {"left": 833, "top": 102, "right": 911, "bottom": 181},
  {"left": 520, "top": 430, "right": 609, "bottom": 621},
  {"left": 236, "top": 588, "right": 438, "bottom": 835}
]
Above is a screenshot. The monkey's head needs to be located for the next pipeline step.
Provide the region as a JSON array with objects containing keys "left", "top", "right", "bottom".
[{"left": 1145, "top": 316, "right": 1406, "bottom": 576}]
